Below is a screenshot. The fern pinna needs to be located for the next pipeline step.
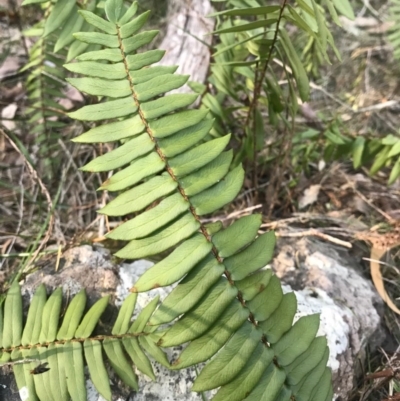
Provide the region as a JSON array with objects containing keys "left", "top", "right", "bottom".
[
  {"left": 0, "top": 1, "right": 333, "bottom": 400},
  {"left": 0, "top": 282, "right": 164, "bottom": 401},
  {"left": 388, "top": 0, "right": 400, "bottom": 60}
]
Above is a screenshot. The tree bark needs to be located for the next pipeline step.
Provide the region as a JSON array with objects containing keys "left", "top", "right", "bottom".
[{"left": 159, "top": 0, "right": 214, "bottom": 90}]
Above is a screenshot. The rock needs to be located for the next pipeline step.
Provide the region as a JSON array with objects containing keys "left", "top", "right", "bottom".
[
  {"left": 23, "top": 245, "right": 119, "bottom": 302},
  {"left": 272, "top": 237, "right": 384, "bottom": 400},
  {"left": 0, "top": 239, "right": 384, "bottom": 401}
]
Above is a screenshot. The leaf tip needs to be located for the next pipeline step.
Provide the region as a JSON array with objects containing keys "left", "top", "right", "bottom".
[
  {"left": 100, "top": 179, "right": 110, "bottom": 188},
  {"left": 79, "top": 166, "right": 93, "bottom": 172},
  {"left": 171, "top": 358, "right": 181, "bottom": 366}
]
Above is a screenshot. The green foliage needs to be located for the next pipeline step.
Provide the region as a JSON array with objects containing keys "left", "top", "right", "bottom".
[
  {"left": 0, "top": 275, "right": 330, "bottom": 401},
  {"left": 5, "top": 0, "right": 334, "bottom": 400},
  {"left": 20, "top": 0, "right": 101, "bottom": 175},
  {"left": 65, "top": 1, "right": 330, "bottom": 400},
  {"left": 21, "top": 26, "right": 67, "bottom": 164},
  {"left": 388, "top": 0, "right": 400, "bottom": 60},
  {"left": 194, "top": 0, "right": 353, "bottom": 167},
  {"left": 294, "top": 121, "right": 400, "bottom": 185},
  {"left": 0, "top": 282, "right": 161, "bottom": 401}
]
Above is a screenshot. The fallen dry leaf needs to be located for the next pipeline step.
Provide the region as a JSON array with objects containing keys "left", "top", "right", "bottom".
[
  {"left": 299, "top": 184, "right": 321, "bottom": 209},
  {"left": 370, "top": 245, "right": 400, "bottom": 315}
]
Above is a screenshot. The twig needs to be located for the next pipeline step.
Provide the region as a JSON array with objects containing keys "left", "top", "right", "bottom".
[
  {"left": 364, "top": 48, "right": 371, "bottom": 94},
  {"left": 309, "top": 82, "right": 354, "bottom": 111},
  {"left": 237, "top": 181, "right": 270, "bottom": 200},
  {"left": 355, "top": 100, "right": 399, "bottom": 114},
  {"left": 359, "top": 0, "right": 380, "bottom": 18},
  {"left": 341, "top": 172, "right": 395, "bottom": 224},
  {"left": 351, "top": 45, "right": 392, "bottom": 58},
  {"left": 201, "top": 204, "right": 262, "bottom": 223},
  {"left": 274, "top": 228, "right": 353, "bottom": 248},
  {"left": 0, "top": 249, "right": 61, "bottom": 260},
  {"left": 260, "top": 213, "right": 358, "bottom": 229},
  {"left": 55, "top": 245, "right": 62, "bottom": 272},
  {"left": 0, "top": 358, "right": 42, "bottom": 368},
  {"left": 309, "top": 82, "right": 399, "bottom": 114},
  {"left": 363, "top": 257, "right": 400, "bottom": 275},
  {"left": 57, "top": 139, "right": 88, "bottom": 192}
]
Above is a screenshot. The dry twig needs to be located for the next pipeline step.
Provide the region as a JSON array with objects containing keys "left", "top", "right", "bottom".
[
  {"left": 274, "top": 228, "right": 352, "bottom": 248},
  {"left": 201, "top": 204, "right": 263, "bottom": 224}
]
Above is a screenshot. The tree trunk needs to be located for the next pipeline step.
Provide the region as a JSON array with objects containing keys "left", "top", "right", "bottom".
[{"left": 159, "top": 0, "right": 214, "bottom": 90}]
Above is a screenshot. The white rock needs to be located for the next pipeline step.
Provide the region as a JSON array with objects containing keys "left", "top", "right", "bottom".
[
  {"left": 273, "top": 238, "right": 383, "bottom": 400},
  {"left": 1, "top": 103, "right": 18, "bottom": 130}
]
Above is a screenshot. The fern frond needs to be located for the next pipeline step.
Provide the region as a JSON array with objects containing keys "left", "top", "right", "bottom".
[
  {"left": 20, "top": 0, "right": 103, "bottom": 175},
  {"left": 0, "top": 282, "right": 161, "bottom": 401},
  {"left": 58, "top": 1, "right": 334, "bottom": 400},
  {"left": 22, "top": 29, "right": 67, "bottom": 136},
  {"left": 388, "top": 0, "right": 400, "bottom": 60},
  {"left": 294, "top": 123, "right": 400, "bottom": 185},
  {"left": 21, "top": 3, "right": 69, "bottom": 172},
  {"left": 22, "top": 0, "right": 100, "bottom": 59},
  {"left": 196, "top": 0, "right": 354, "bottom": 165},
  {"left": 209, "top": 0, "right": 345, "bottom": 100}
]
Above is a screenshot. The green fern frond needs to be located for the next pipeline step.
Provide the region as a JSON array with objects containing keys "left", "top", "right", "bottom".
[
  {"left": 61, "top": 1, "right": 333, "bottom": 400},
  {"left": 21, "top": 30, "right": 67, "bottom": 138},
  {"left": 388, "top": 0, "right": 400, "bottom": 60},
  {"left": 20, "top": 0, "right": 104, "bottom": 175},
  {"left": 21, "top": 1, "right": 70, "bottom": 170},
  {"left": 194, "top": 0, "right": 344, "bottom": 165},
  {"left": 22, "top": 0, "right": 100, "bottom": 59},
  {"left": 0, "top": 282, "right": 161, "bottom": 401},
  {"left": 209, "top": 0, "right": 348, "bottom": 98},
  {"left": 196, "top": 0, "right": 355, "bottom": 166},
  {"left": 294, "top": 122, "right": 400, "bottom": 185}
]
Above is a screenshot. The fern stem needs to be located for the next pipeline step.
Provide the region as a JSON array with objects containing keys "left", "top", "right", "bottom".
[
  {"left": 35, "top": 1, "right": 54, "bottom": 142},
  {"left": 242, "top": 0, "right": 289, "bottom": 201},
  {"left": 0, "top": 331, "right": 149, "bottom": 354},
  {"left": 244, "top": 0, "right": 288, "bottom": 129},
  {"left": 252, "top": 61, "right": 260, "bottom": 192}
]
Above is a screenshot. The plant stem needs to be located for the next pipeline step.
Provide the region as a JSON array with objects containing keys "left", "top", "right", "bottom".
[
  {"left": 244, "top": 0, "right": 288, "bottom": 194},
  {"left": 252, "top": 61, "right": 259, "bottom": 194},
  {"left": 244, "top": 0, "right": 288, "bottom": 128}
]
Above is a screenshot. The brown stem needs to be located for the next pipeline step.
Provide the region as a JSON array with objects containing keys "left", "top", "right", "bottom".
[
  {"left": 252, "top": 62, "right": 260, "bottom": 194},
  {"left": 244, "top": 0, "right": 288, "bottom": 128},
  {"left": 244, "top": 0, "right": 289, "bottom": 199}
]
